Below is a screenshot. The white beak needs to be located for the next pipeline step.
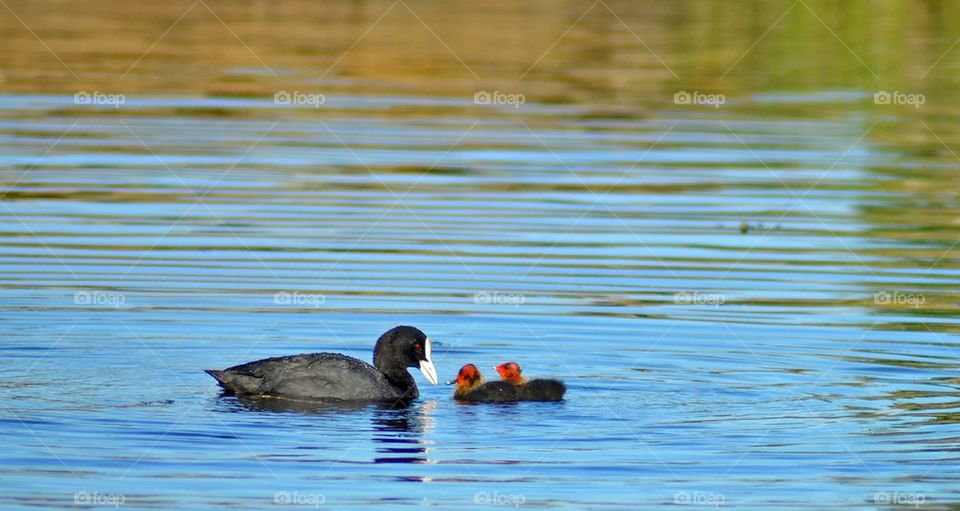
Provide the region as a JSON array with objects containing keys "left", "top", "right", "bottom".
[{"left": 418, "top": 337, "right": 438, "bottom": 385}]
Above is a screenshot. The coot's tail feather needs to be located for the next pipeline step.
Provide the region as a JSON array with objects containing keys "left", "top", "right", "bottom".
[
  {"left": 205, "top": 369, "right": 224, "bottom": 383},
  {"left": 205, "top": 369, "right": 240, "bottom": 395}
]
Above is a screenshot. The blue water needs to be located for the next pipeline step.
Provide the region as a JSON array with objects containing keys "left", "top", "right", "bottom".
[{"left": 2, "top": 1, "right": 960, "bottom": 509}]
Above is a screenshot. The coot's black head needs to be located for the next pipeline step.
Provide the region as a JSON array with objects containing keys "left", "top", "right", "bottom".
[{"left": 373, "top": 326, "right": 438, "bottom": 385}]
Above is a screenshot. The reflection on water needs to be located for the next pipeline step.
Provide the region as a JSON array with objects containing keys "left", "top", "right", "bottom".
[
  {"left": 223, "top": 396, "right": 437, "bottom": 466},
  {"left": 1, "top": 0, "right": 959, "bottom": 509},
  {"left": 372, "top": 401, "right": 436, "bottom": 466}
]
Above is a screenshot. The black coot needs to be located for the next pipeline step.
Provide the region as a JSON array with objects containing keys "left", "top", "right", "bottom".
[
  {"left": 495, "top": 361, "right": 565, "bottom": 401},
  {"left": 205, "top": 326, "right": 438, "bottom": 403},
  {"left": 449, "top": 364, "right": 521, "bottom": 402}
]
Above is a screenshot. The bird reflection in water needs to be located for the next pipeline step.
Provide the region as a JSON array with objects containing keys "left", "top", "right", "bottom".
[
  {"left": 222, "top": 395, "right": 438, "bottom": 467},
  {"left": 371, "top": 400, "right": 437, "bottom": 465}
]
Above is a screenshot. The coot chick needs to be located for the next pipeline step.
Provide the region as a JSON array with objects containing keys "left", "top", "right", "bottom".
[
  {"left": 494, "top": 362, "right": 527, "bottom": 384},
  {"left": 205, "top": 326, "right": 438, "bottom": 403},
  {"left": 495, "top": 361, "right": 566, "bottom": 401},
  {"left": 448, "top": 364, "right": 520, "bottom": 403}
]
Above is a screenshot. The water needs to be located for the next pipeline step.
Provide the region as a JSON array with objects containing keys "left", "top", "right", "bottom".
[{"left": 2, "top": 0, "right": 960, "bottom": 509}]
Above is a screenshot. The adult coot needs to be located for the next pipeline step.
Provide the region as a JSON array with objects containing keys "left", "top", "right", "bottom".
[
  {"left": 495, "top": 361, "right": 565, "bottom": 401},
  {"left": 448, "top": 364, "right": 520, "bottom": 402},
  {"left": 205, "top": 326, "right": 438, "bottom": 403}
]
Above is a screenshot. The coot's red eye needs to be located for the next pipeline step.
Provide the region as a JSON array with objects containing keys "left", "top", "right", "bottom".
[{"left": 415, "top": 343, "right": 421, "bottom": 351}]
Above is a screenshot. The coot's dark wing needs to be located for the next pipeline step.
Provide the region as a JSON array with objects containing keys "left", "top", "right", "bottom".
[
  {"left": 458, "top": 381, "right": 521, "bottom": 402},
  {"left": 206, "top": 353, "right": 406, "bottom": 401},
  {"left": 520, "top": 379, "right": 566, "bottom": 401}
]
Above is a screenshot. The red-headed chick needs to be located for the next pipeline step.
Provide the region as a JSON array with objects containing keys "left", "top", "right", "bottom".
[
  {"left": 448, "top": 364, "right": 522, "bottom": 402},
  {"left": 449, "top": 363, "right": 483, "bottom": 398},
  {"left": 495, "top": 361, "right": 566, "bottom": 401},
  {"left": 495, "top": 361, "right": 527, "bottom": 384}
]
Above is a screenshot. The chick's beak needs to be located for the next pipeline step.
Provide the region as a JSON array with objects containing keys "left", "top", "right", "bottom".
[{"left": 418, "top": 337, "right": 438, "bottom": 385}]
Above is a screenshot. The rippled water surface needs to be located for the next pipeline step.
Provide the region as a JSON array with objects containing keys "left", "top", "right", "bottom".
[{"left": 2, "top": 1, "right": 960, "bottom": 509}]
